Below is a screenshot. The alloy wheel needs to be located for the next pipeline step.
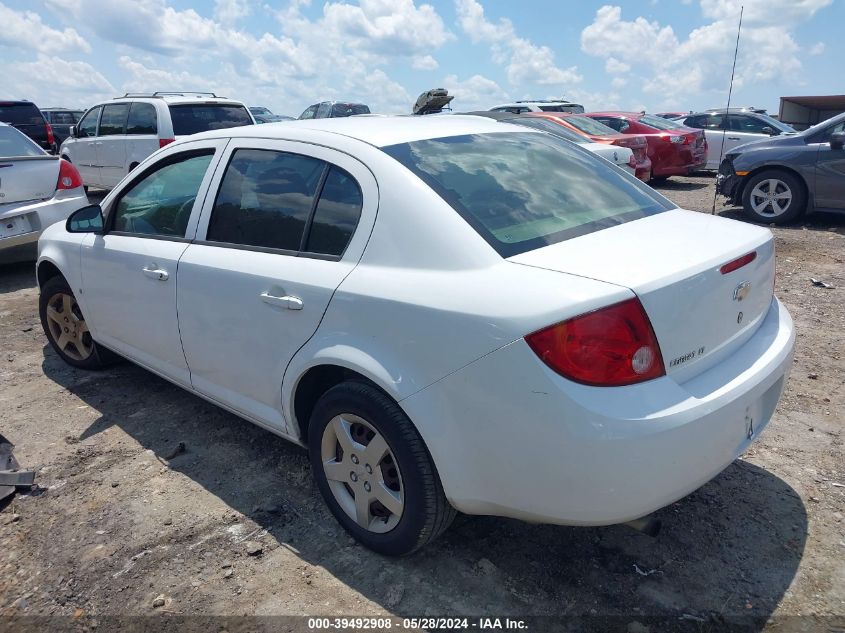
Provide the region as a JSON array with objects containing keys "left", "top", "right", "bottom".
[
  {"left": 320, "top": 413, "right": 404, "bottom": 533},
  {"left": 44, "top": 292, "right": 93, "bottom": 361},
  {"left": 749, "top": 178, "right": 793, "bottom": 217}
]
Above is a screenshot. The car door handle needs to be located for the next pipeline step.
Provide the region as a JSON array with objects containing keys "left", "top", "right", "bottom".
[
  {"left": 727, "top": 137, "right": 741, "bottom": 141},
  {"left": 142, "top": 266, "right": 169, "bottom": 281},
  {"left": 260, "top": 292, "right": 303, "bottom": 310}
]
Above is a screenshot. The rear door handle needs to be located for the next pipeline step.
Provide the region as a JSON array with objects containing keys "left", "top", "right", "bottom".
[
  {"left": 727, "top": 137, "right": 741, "bottom": 141},
  {"left": 260, "top": 292, "right": 303, "bottom": 310},
  {"left": 142, "top": 266, "right": 169, "bottom": 281}
]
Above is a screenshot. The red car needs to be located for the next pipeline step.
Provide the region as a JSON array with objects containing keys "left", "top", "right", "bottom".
[
  {"left": 522, "top": 113, "right": 653, "bottom": 181},
  {"left": 584, "top": 112, "right": 707, "bottom": 180}
]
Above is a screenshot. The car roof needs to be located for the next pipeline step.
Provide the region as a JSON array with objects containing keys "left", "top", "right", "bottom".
[{"left": 186, "top": 114, "right": 516, "bottom": 148}]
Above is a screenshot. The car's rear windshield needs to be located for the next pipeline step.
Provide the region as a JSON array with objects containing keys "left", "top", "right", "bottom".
[
  {"left": 168, "top": 104, "right": 253, "bottom": 135},
  {"left": 538, "top": 104, "right": 584, "bottom": 113},
  {"left": 638, "top": 114, "right": 685, "bottom": 131},
  {"left": 0, "top": 103, "right": 44, "bottom": 126},
  {"left": 560, "top": 115, "right": 620, "bottom": 136},
  {"left": 331, "top": 104, "right": 370, "bottom": 117},
  {"left": 383, "top": 132, "right": 673, "bottom": 257},
  {"left": 0, "top": 126, "right": 46, "bottom": 157}
]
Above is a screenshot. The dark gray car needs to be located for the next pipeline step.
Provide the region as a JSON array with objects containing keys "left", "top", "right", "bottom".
[{"left": 717, "top": 111, "right": 845, "bottom": 223}]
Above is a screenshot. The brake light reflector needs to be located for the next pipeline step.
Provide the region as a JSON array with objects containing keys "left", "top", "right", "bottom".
[
  {"left": 56, "top": 159, "right": 82, "bottom": 190},
  {"left": 525, "top": 298, "right": 665, "bottom": 387},
  {"left": 46, "top": 122, "right": 55, "bottom": 146},
  {"left": 159, "top": 138, "right": 175, "bottom": 148},
  {"left": 720, "top": 251, "right": 757, "bottom": 274}
]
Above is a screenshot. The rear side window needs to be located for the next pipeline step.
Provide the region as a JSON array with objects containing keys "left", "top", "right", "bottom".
[
  {"left": 112, "top": 151, "right": 213, "bottom": 237},
  {"left": 168, "top": 104, "right": 252, "bottom": 135},
  {"left": 77, "top": 107, "right": 100, "bottom": 137},
  {"left": 207, "top": 149, "right": 325, "bottom": 251},
  {"left": 0, "top": 126, "right": 45, "bottom": 157},
  {"left": 384, "top": 132, "right": 673, "bottom": 257},
  {"left": 126, "top": 103, "right": 157, "bottom": 135},
  {"left": 0, "top": 103, "right": 43, "bottom": 126},
  {"left": 593, "top": 117, "right": 629, "bottom": 133},
  {"left": 99, "top": 104, "right": 129, "bottom": 136},
  {"left": 305, "top": 166, "right": 363, "bottom": 256}
]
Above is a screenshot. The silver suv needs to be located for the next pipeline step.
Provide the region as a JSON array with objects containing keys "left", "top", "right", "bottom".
[
  {"left": 60, "top": 92, "right": 254, "bottom": 189},
  {"left": 489, "top": 100, "right": 585, "bottom": 115}
]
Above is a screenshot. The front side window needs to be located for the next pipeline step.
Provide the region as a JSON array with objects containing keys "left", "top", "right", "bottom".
[
  {"left": 207, "top": 149, "right": 325, "bottom": 251},
  {"left": 728, "top": 115, "right": 769, "bottom": 134},
  {"left": 384, "top": 132, "right": 673, "bottom": 257},
  {"left": 808, "top": 118, "right": 845, "bottom": 144},
  {"left": 112, "top": 152, "right": 214, "bottom": 237},
  {"left": 126, "top": 102, "right": 158, "bottom": 135},
  {"left": 305, "top": 166, "right": 363, "bottom": 256},
  {"left": 99, "top": 104, "right": 129, "bottom": 136},
  {"left": 77, "top": 107, "right": 100, "bottom": 137},
  {"left": 168, "top": 105, "right": 252, "bottom": 135}
]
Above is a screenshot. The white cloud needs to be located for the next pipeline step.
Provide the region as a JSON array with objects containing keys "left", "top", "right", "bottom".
[
  {"left": 611, "top": 77, "right": 627, "bottom": 88},
  {"left": 442, "top": 73, "right": 508, "bottom": 111},
  {"left": 0, "top": 55, "right": 113, "bottom": 107},
  {"left": 412, "top": 55, "right": 439, "bottom": 70},
  {"left": 214, "top": 0, "right": 250, "bottom": 22},
  {"left": 454, "top": 0, "right": 581, "bottom": 87},
  {"left": 604, "top": 57, "right": 630, "bottom": 74},
  {"left": 581, "top": 4, "right": 814, "bottom": 107},
  {"left": 699, "top": 0, "right": 833, "bottom": 24},
  {"left": 0, "top": 3, "right": 90, "bottom": 54}
]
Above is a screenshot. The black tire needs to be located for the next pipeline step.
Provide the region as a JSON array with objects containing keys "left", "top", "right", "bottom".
[
  {"left": 741, "top": 169, "right": 807, "bottom": 224},
  {"left": 650, "top": 175, "right": 670, "bottom": 183},
  {"left": 39, "top": 276, "right": 115, "bottom": 369},
  {"left": 308, "top": 380, "right": 456, "bottom": 556}
]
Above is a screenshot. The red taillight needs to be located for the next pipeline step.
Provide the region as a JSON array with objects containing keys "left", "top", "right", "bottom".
[
  {"left": 525, "top": 298, "right": 665, "bottom": 387},
  {"left": 46, "top": 122, "right": 55, "bottom": 146},
  {"left": 720, "top": 251, "right": 757, "bottom": 274},
  {"left": 56, "top": 159, "right": 82, "bottom": 190},
  {"left": 159, "top": 138, "right": 175, "bottom": 148}
]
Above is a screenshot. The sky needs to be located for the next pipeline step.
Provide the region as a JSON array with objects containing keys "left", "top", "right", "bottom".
[{"left": 0, "top": 0, "right": 841, "bottom": 117}]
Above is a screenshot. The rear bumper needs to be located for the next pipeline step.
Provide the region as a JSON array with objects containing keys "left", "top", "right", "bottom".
[
  {"left": 402, "top": 298, "right": 794, "bottom": 525},
  {"left": 1, "top": 191, "right": 88, "bottom": 254}
]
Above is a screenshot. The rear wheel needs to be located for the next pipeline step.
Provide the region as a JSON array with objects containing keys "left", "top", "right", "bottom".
[
  {"left": 741, "top": 169, "right": 806, "bottom": 224},
  {"left": 39, "top": 276, "right": 112, "bottom": 369},
  {"left": 308, "top": 381, "right": 455, "bottom": 556}
]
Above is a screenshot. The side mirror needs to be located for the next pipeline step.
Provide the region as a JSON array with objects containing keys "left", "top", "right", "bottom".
[
  {"left": 830, "top": 132, "right": 845, "bottom": 150},
  {"left": 66, "top": 205, "right": 104, "bottom": 233},
  {"left": 69, "top": 125, "right": 78, "bottom": 138},
  {"left": 761, "top": 126, "right": 776, "bottom": 136}
]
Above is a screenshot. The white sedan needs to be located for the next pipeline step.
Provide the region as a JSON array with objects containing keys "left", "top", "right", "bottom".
[
  {"left": 37, "top": 116, "right": 795, "bottom": 555},
  {"left": 0, "top": 122, "right": 87, "bottom": 263}
]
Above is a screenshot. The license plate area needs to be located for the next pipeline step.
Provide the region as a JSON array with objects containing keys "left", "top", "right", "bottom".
[{"left": 1, "top": 215, "right": 33, "bottom": 239}]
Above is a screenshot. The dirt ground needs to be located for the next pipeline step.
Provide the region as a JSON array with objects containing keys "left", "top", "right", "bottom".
[{"left": 0, "top": 175, "right": 843, "bottom": 632}]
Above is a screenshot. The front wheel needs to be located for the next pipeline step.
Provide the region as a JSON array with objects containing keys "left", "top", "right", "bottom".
[
  {"left": 741, "top": 170, "right": 807, "bottom": 224},
  {"left": 308, "top": 381, "right": 455, "bottom": 556},
  {"left": 39, "top": 276, "right": 111, "bottom": 369}
]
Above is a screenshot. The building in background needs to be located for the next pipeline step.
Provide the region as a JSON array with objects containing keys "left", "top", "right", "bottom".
[{"left": 778, "top": 95, "right": 845, "bottom": 130}]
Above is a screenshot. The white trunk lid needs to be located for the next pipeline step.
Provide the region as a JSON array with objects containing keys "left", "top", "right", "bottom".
[
  {"left": 509, "top": 209, "right": 775, "bottom": 380},
  {"left": 0, "top": 157, "right": 58, "bottom": 206}
]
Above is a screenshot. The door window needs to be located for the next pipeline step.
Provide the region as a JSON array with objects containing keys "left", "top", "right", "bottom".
[
  {"left": 594, "top": 117, "right": 629, "bottom": 133},
  {"left": 808, "top": 120, "right": 845, "bottom": 144},
  {"left": 206, "top": 149, "right": 326, "bottom": 251},
  {"left": 305, "top": 166, "right": 363, "bottom": 256},
  {"left": 111, "top": 151, "right": 214, "bottom": 237},
  {"left": 728, "top": 115, "right": 769, "bottom": 134},
  {"left": 315, "top": 103, "right": 331, "bottom": 118},
  {"left": 126, "top": 102, "right": 158, "bottom": 135},
  {"left": 77, "top": 107, "right": 100, "bottom": 138},
  {"left": 98, "top": 104, "right": 130, "bottom": 136}
]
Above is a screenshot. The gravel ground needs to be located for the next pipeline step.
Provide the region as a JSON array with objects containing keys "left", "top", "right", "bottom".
[{"left": 0, "top": 174, "right": 843, "bottom": 632}]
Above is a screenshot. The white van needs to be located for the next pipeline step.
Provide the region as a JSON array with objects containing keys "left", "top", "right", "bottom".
[{"left": 59, "top": 92, "right": 255, "bottom": 189}]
